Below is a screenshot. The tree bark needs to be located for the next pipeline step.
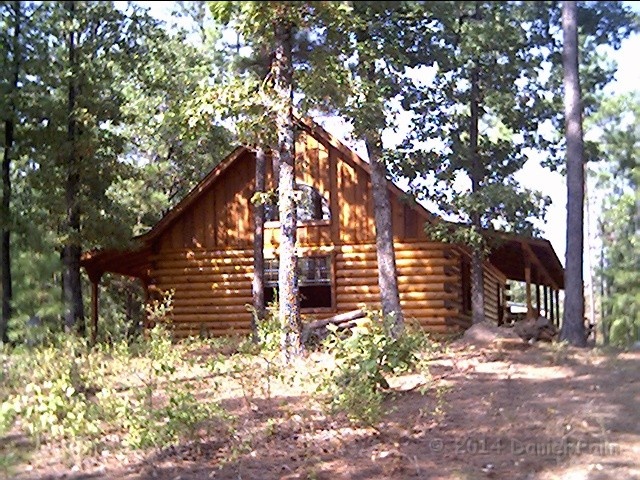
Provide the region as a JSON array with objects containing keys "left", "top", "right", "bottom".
[
  {"left": 273, "top": 16, "right": 302, "bottom": 360},
  {"left": 0, "top": 1, "right": 20, "bottom": 344},
  {"left": 251, "top": 147, "right": 266, "bottom": 342},
  {"left": 63, "top": 0, "right": 85, "bottom": 335},
  {"left": 599, "top": 220, "right": 608, "bottom": 345},
  {"left": 560, "top": 0, "right": 586, "bottom": 347},
  {"left": 1, "top": 115, "right": 12, "bottom": 344},
  {"left": 365, "top": 134, "right": 405, "bottom": 337},
  {"left": 469, "top": 64, "right": 486, "bottom": 324}
]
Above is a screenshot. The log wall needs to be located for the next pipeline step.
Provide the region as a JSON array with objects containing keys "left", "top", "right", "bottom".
[
  {"left": 483, "top": 262, "right": 507, "bottom": 325},
  {"left": 148, "top": 248, "right": 254, "bottom": 338},
  {"left": 149, "top": 241, "right": 466, "bottom": 338},
  {"left": 332, "top": 242, "right": 461, "bottom": 334}
]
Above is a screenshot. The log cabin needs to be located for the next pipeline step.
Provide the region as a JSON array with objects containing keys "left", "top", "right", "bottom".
[{"left": 81, "top": 117, "right": 564, "bottom": 340}]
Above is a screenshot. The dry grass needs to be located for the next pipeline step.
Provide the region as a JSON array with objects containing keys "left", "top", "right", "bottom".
[{"left": 2, "top": 337, "right": 639, "bottom": 480}]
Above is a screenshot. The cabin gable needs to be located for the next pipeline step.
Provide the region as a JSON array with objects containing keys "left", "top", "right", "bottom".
[
  {"left": 153, "top": 126, "right": 430, "bottom": 255},
  {"left": 262, "top": 129, "right": 430, "bottom": 250},
  {"left": 156, "top": 150, "right": 256, "bottom": 252}
]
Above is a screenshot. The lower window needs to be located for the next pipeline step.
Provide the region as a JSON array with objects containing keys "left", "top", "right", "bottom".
[{"left": 263, "top": 256, "right": 333, "bottom": 309}]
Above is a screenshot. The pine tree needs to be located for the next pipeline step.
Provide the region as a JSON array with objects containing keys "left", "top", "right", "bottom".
[
  {"left": 272, "top": 7, "right": 301, "bottom": 359},
  {"left": 590, "top": 92, "right": 640, "bottom": 345},
  {"left": 0, "top": 0, "right": 22, "bottom": 342},
  {"left": 333, "top": 2, "right": 449, "bottom": 337},
  {"left": 336, "top": 2, "right": 428, "bottom": 336},
  {"left": 252, "top": 147, "right": 266, "bottom": 340},
  {"left": 208, "top": 2, "right": 353, "bottom": 358},
  {"left": 24, "top": 2, "right": 174, "bottom": 334},
  {"left": 399, "top": 2, "right": 554, "bottom": 323},
  {"left": 560, "top": 0, "right": 586, "bottom": 346},
  {"left": 61, "top": 0, "right": 85, "bottom": 334}
]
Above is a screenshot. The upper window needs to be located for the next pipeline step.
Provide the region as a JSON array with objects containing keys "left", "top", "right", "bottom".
[{"left": 264, "top": 183, "right": 330, "bottom": 223}]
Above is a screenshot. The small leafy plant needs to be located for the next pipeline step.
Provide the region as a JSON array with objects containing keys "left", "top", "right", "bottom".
[
  {"left": 0, "top": 291, "right": 232, "bottom": 458},
  {"left": 317, "top": 311, "right": 428, "bottom": 425}
]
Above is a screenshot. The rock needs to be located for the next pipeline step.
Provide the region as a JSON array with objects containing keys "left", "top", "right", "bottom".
[
  {"left": 461, "top": 321, "right": 519, "bottom": 346},
  {"left": 513, "top": 316, "right": 557, "bottom": 343}
]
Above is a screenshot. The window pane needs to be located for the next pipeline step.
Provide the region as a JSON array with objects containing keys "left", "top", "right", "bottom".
[
  {"left": 297, "top": 184, "right": 324, "bottom": 221},
  {"left": 263, "top": 184, "right": 330, "bottom": 223},
  {"left": 262, "top": 256, "right": 330, "bottom": 287},
  {"left": 298, "top": 256, "right": 330, "bottom": 285},
  {"left": 264, "top": 259, "right": 279, "bottom": 286},
  {"left": 263, "top": 255, "right": 332, "bottom": 309}
]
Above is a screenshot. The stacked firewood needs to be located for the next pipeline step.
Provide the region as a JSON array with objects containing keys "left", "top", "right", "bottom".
[{"left": 301, "top": 309, "right": 367, "bottom": 344}]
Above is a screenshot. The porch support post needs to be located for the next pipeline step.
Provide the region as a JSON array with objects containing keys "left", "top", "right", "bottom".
[
  {"left": 88, "top": 270, "right": 103, "bottom": 346},
  {"left": 543, "top": 285, "right": 549, "bottom": 319},
  {"left": 549, "top": 287, "right": 555, "bottom": 323},
  {"left": 555, "top": 289, "right": 560, "bottom": 327},
  {"left": 524, "top": 257, "right": 533, "bottom": 318},
  {"left": 535, "top": 277, "right": 541, "bottom": 317}
]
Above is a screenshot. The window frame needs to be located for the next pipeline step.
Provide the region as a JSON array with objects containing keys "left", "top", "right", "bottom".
[
  {"left": 263, "top": 183, "right": 331, "bottom": 228},
  {"left": 263, "top": 252, "right": 336, "bottom": 313}
]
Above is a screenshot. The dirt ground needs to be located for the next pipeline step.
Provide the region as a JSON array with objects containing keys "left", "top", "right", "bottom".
[{"left": 4, "top": 339, "right": 640, "bottom": 480}]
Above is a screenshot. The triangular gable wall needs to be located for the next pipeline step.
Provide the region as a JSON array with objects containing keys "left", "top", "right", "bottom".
[{"left": 147, "top": 117, "right": 436, "bottom": 253}]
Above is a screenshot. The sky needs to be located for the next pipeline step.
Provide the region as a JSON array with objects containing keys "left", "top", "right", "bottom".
[{"left": 137, "top": 1, "right": 640, "bottom": 268}]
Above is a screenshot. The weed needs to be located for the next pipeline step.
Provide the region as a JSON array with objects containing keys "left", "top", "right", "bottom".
[
  {"left": 317, "top": 311, "right": 429, "bottom": 425},
  {"left": 0, "top": 293, "right": 232, "bottom": 458},
  {"left": 547, "top": 340, "right": 570, "bottom": 365}
]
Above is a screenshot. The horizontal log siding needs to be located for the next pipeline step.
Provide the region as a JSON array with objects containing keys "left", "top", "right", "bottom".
[
  {"left": 483, "top": 262, "right": 507, "bottom": 324},
  {"left": 450, "top": 251, "right": 508, "bottom": 329},
  {"left": 335, "top": 242, "right": 460, "bottom": 334},
  {"left": 149, "top": 248, "right": 253, "bottom": 338}
]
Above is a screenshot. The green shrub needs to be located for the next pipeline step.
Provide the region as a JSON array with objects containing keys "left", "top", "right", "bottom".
[
  {"left": 246, "top": 297, "right": 282, "bottom": 352},
  {"left": 0, "top": 310, "right": 231, "bottom": 456},
  {"left": 318, "top": 312, "right": 428, "bottom": 425},
  {"left": 98, "top": 381, "right": 227, "bottom": 450},
  {"left": 609, "top": 316, "right": 640, "bottom": 347},
  {"left": 0, "top": 339, "right": 102, "bottom": 455}
]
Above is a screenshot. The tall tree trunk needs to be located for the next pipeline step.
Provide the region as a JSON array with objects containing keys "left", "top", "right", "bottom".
[
  {"left": 1, "top": 1, "right": 20, "bottom": 344},
  {"left": 365, "top": 134, "right": 405, "bottom": 337},
  {"left": 599, "top": 220, "right": 608, "bottom": 345},
  {"left": 273, "top": 17, "right": 302, "bottom": 360},
  {"left": 560, "top": 0, "right": 586, "bottom": 347},
  {"left": 251, "top": 147, "right": 266, "bottom": 342},
  {"left": 63, "top": 0, "right": 85, "bottom": 335},
  {"left": 469, "top": 64, "right": 486, "bottom": 324}
]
